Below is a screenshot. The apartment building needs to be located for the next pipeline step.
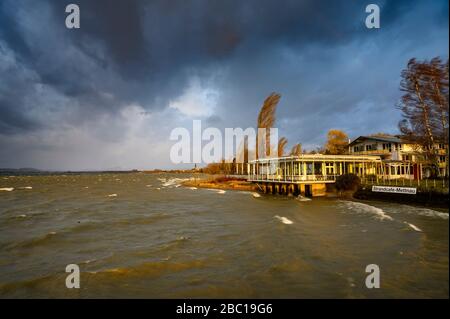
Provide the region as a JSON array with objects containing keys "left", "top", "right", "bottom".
[{"left": 348, "top": 135, "right": 448, "bottom": 179}]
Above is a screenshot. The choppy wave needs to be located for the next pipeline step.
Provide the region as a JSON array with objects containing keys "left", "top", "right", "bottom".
[
  {"left": 114, "top": 213, "right": 172, "bottom": 226},
  {"left": 0, "top": 273, "right": 57, "bottom": 295},
  {"left": 87, "top": 259, "right": 206, "bottom": 278},
  {"left": 0, "top": 188, "right": 14, "bottom": 192},
  {"left": 274, "top": 215, "right": 294, "bottom": 224},
  {"left": 161, "top": 178, "right": 190, "bottom": 187},
  {"left": 296, "top": 195, "right": 311, "bottom": 202},
  {"left": 398, "top": 205, "right": 449, "bottom": 220},
  {"left": 207, "top": 189, "right": 226, "bottom": 194},
  {"left": 7, "top": 232, "right": 58, "bottom": 250},
  {"left": 404, "top": 222, "right": 422, "bottom": 232},
  {"left": 342, "top": 201, "right": 394, "bottom": 221}
]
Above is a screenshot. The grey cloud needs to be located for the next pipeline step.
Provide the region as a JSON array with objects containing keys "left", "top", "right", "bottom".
[{"left": 0, "top": 0, "right": 448, "bottom": 169}]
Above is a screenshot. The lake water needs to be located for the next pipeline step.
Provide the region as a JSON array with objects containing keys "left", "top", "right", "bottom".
[{"left": 0, "top": 173, "right": 448, "bottom": 298}]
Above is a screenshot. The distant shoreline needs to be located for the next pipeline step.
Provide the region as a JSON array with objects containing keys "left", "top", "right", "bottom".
[
  {"left": 0, "top": 169, "right": 140, "bottom": 176},
  {"left": 0, "top": 168, "right": 200, "bottom": 176}
]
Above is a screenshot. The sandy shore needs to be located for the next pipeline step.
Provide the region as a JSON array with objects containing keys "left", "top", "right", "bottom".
[{"left": 182, "top": 176, "right": 258, "bottom": 192}]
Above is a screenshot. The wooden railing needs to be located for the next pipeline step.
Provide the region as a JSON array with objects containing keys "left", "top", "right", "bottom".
[{"left": 247, "top": 174, "right": 338, "bottom": 183}]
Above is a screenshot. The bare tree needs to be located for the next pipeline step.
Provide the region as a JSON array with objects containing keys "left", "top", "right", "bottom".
[
  {"left": 424, "top": 58, "right": 449, "bottom": 176},
  {"left": 398, "top": 57, "right": 448, "bottom": 176}
]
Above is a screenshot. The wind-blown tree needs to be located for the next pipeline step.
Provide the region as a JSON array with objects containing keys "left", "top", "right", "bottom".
[
  {"left": 235, "top": 136, "right": 249, "bottom": 174},
  {"left": 256, "top": 93, "right": 281, "bottom": 159},
  {"left": 289, "top": 143, "right": 302, "bottom": 156},
  {"left": 398, "top": 57, "right": 449, "bottom": 176},
  {"left": 424, "top": 58, "right": 449, "bottom": 176},
  {"left": 277, "top": 137, "right": 288, "bottom": 157},
  {"left": 324, "top": 129, "right": 349, "bottom": 155},
  {"left": 423, "top": 58, "right": 449, "bottom": 140}
]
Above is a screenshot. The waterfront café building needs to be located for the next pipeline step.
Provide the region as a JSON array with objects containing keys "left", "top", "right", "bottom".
[
  {"left": 245, "top": 135, "right": 446, "bottom": 196},
  {"left": 246, "top": 149, "right": 421, "bottom": 196},
  {"left": 247, "top": 154, "right": 386, "bottom": 196}
]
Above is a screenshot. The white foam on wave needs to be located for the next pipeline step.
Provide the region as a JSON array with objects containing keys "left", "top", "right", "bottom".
[
  {"left": 296, "top": 195, "right": 311, "bottom": 202},
  {"left": 188, "top": 187, "right": 197, "bottom": 190},
  {"left": 107, "top": 193, "right": 118, "bottom": 197},
  {"left": 274, "top": 215, "right": 294, "bottom": 224},
  {"left": 404, "top": 222, "right": 422, "bottom": 232},
  {"left": 252, "top": 192, "right": 261, "bottom": 198},
  {"left": 0, "top": 187, "right": 14, "bottom": 192},
  {"left": 19, "top": 186, "right": 33, "bottom": 190},
  {"left": 343, "top": 201, "right": 394, "bottom": 221},
  {"left": 206, "top": 188, "right": 225, "bottom": 194},
  {"left": 400, "top": 205, "right": 449, "bottom": 220},
  {"left": 161, "top": 177, "right": 190, "bottom": 187}
]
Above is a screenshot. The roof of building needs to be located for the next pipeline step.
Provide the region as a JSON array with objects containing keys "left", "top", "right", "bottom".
[
  {"left": 348, "top": 135, "right": 404, "bottom": 147},
  {"left": 249, "top": 154, "right": 382, "bottom": 163}
]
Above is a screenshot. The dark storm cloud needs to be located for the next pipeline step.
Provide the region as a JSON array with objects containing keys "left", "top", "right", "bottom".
[
  {"left": 0, "top": 0, "right": 412, "bottom": 134},
  {"left": 0, "top": 0, "right": 448, "bottom": 169}
]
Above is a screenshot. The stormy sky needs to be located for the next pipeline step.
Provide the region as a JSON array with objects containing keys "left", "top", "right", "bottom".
[{"left": 0, "top": 0, "right": 448, "bottom": 170}]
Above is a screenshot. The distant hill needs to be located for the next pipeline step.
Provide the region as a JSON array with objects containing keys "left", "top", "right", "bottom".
[{"left": 0, "top": 168, "right": 41, "bottom": 172}]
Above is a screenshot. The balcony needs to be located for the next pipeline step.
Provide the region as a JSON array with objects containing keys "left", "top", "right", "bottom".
[{"left": 350, "top": 149, "right": 392, "bottom": 156}]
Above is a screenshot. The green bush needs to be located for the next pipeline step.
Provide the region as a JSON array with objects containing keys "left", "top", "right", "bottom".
[{"left": 335, "top": 173, "right": 361, "bottom": 191}]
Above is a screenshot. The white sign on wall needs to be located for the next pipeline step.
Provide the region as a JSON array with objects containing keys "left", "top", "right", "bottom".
[{"left": 372, "top": 186, "right": 417, "bottom": 194}]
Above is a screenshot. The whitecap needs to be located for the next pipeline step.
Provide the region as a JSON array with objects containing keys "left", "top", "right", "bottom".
[
  {"left": 0, "top": 187, "right": 14, "bottom": 192},
  {"left": 274, "top": 215, "right": 294, "bottom": 224},
  {"left": 296, "top": 195, "right": 311, "bottom": 201},
  {"left": 107, "top": 194, "right": 118, "bottom": 197},
  {"left": 402, "top": 206, "right": 449, "bottom": 220},
  {"left": 404, "top": 222, "right": 422, "bottom": 232},
  {"left": 162, "top": 178, "right": 189, "bottom": 187},
  {"left": 343, "top": 201, "right": 394, "bottom": 221},
  {"left": 207, "top": 189, "right": 226, "bottom": 194},
  {"left": 188, "top": 187, "right": 197, "bottom": 190},
  {"left": 252, "top": 192, "right": 261, "bottom": 198}
]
